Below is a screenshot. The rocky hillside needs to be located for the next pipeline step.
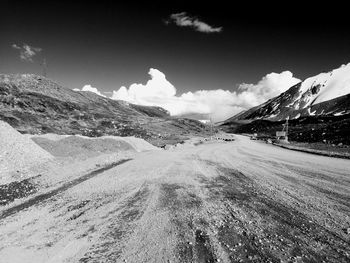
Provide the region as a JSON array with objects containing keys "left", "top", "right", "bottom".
[{"left": 0, "top": 74, "right": 209, "bottom": 145}]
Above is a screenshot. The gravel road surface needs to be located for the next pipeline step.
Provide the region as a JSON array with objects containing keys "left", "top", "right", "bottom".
[{"left": 1, "top": 135, "right": 349, "bottom": 263}]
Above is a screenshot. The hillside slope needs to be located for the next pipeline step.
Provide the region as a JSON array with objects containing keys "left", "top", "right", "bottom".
[{"left": 0, "top": 74, "right": 209, "bottom": 144}]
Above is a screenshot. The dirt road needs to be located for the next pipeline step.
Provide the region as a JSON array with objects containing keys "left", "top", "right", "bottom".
[{"left": 1, "top": 135, "right": 349, "bottom": 263}]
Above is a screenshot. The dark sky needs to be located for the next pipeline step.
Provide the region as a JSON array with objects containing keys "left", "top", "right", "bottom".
[{"left": 1, "top": 0, "right": 350, "bottom": 94}]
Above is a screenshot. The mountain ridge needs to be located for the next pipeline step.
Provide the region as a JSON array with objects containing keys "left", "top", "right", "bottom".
[
  {"left": 225, "top": 63, "right": 350, "bottom": 122},
  {"left": 220, "top": 63, "right": 350, "bottom": 145},
  {"left": 0, "top": 74, "right": 209, "bottom": 145}
]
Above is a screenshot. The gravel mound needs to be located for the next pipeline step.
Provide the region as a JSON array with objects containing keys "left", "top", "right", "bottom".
[
  {"left": 31, "top": 136, "right": 134, "bottom": 158},
  {"left": 109, "top": 136, "right": 159, "bottom": 152},
  {"left": 30, "top": 135, "right": 158, "bottom": 159},
  {"left": 25, "top": 133, "right": 70, "bottom": 141},
  {"left": 0, "top": 121, "right": 54, "bottom": 184}
]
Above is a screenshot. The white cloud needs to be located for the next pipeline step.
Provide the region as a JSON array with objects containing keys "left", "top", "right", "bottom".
[
  {"left": 238, "top": 71, "right": 300, "bottom": 104},
  {"left": 74, "top": 84, "right": 106, "bottom": 97},
  {"left": 166, "top": 12, "right": 222, "bottom": 33},
  {"left": 111, "top": 68, "right": 300, "bottom": 122},
  {"left": 12, "top": 43, "right": 42, "bottom": 62},
  {"left": 112, "top": 69, "right": 176, "bottom": 103}
]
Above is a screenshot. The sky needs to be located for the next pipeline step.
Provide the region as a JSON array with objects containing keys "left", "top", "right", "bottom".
[{"left": 1, "top": 0, "right": 350, "bottom": 121}]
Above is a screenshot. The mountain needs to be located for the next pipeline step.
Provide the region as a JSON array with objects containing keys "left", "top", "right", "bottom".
[
  {"left": 0, "top": 74, "right": 209, "bottom": 145},
  {"left": 221, "top": 64, "right": 350, "bottom": 145},
  {"left": 227, "top": 63, "right": 350, "bottom": 122}
]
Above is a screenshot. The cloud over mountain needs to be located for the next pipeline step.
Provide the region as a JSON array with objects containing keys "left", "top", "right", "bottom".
[
  {"left": 237, "top": 71, "right": 301, "bottom": 107},
  {"left": 110, "top": 68, "right": 300, "bottom": 122}
]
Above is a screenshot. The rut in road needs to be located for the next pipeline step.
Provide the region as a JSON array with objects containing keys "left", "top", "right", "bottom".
[
  {"left": 159, "top": 182, "right": 217, "bottom": 263},
  {"left": 79, "top": 183, "right": 151, "bottom": 262},
  {"left": 0, "top": 159, "right": 132, "bottom": 220}
]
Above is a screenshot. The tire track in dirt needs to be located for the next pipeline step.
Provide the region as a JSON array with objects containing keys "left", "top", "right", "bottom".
[
  {"left": 158, "top": 183, "right": 217, "bottom": 263},
  {"left": 0, "top": 159, "right": 131, "bottom": 220},
  {"left": 79, "top": 183, "right": 150, "bottom": 262}
]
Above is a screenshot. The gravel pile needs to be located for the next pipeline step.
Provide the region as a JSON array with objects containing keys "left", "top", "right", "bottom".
[
  {"left": 30, "top": 135, "right": 158, "bottom": 159},
  {"left": 25, "top": 133, "right": 70, "bottom": 141},
  {"left": 111, "top": 136, "right": 159, "bottom": 152},
  {"left": 0, "top": 121, "right": 54, "bottom": 184},
  {"left": 30, "top": 134, "right": 157, "bottom": 159},
  {"left": 31, "top": 136, "right": 133, "bottom": 158}
]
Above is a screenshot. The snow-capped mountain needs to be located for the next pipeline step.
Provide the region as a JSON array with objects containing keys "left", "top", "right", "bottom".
[{"left": 227, "top": 63, "right": 350, "bottom": 122}]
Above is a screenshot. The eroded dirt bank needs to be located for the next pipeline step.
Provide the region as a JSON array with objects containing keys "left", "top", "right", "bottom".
[{"left": 1, "top": 135, "right": 349, "bottom": 262}]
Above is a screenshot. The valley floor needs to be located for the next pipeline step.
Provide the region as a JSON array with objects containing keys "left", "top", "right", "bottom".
[{"left": 0, "top": 135, "right": 350, "bottom": 263}]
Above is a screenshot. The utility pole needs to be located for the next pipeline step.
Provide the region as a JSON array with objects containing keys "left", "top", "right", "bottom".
[
  {"left": 281, "top": 117, "right": 289, "bottom": 142},
  {"left": 285, "top": 117, "right": 289, "bottom": 142},
  {"left": 209, "top": 116, "right": 213, "bottom": 140}
]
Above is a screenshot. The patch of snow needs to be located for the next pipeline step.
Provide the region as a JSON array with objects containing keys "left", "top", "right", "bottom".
[
  {"left": 299, "top": 63, "right": 350, "bottom": 106},
  {"left": 307, "top": 108, "right": 316, "bottom": 116},
  {"left": 267, "top": 113, "right": 278, "bottom": 119},
  {"left": 293, "top": 113, "right": 301, "bottom": 119},
  {"left": 271, "top": 102, "right": 280, "bottom": 111},
  {"left": 199, "top": 120, "right": 211, "bottom": 124},
  {"left": 333, "top": 111, "right": 346, "bottom": 116}
]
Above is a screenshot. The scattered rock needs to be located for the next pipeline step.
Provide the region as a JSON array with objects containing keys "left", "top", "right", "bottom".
[{"left": 342, "top": 227, "right": 350, "bottom": 235}]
